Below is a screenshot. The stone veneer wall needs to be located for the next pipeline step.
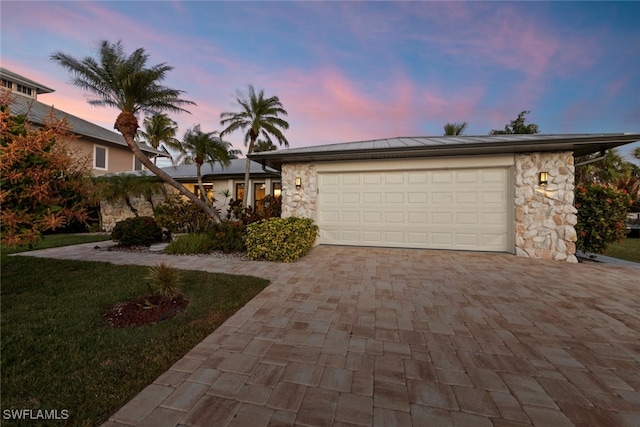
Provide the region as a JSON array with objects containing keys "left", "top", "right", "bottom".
[
  {"left": 281, "top": 163, "right": 317, "bottom": 220},
  {"left": 100, "top": 185, "right": 175, "bottom": 232},
  {"left": 514, "top": 152, "right": 578, "bottom": 262}
]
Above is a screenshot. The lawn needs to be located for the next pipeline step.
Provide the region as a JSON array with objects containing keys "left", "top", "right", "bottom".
[
  {"left": 603, "top": 237, "right": 640, "bottom": 263},
  {"left": 1, "top": 235, "right": 269, "bottom": 426}
]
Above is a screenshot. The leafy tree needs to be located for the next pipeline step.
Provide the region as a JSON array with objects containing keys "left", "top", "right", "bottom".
[
  {"left": 220, "top": 85, "right": 289, "bottom": 205},
  {"left": 443, "top": 122, "right": 467, "bottom": 136},
  {"left": 253, "top": 139, "right": 278, "bottom": 152},
  {"left": 490, "top": 111, "right": 539, "bottom": 135},
  {"left": 1, "top": 92, "right": 93, "bottom": 247},
  {"left": 178, "top": 125, "right": 240, "bottom": 207},
  {"left": 137, "top": 113, "right": 181, "bottom": 164},
  {"left": 51, "top": 40, "right": 221, "bottom": 221}
]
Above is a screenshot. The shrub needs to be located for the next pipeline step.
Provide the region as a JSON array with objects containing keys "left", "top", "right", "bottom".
[
  {"left": 575, "top": 184, "right": 633, "bottom": 254},
  {"left": 165, "top": 233, "right": 214, "bottom": 255},
  {"left": 245, "top": 217, "right": 319, "bottom": 262},
  {"left": 154, "top": 195, "right": 216, "bottom": 234},
  {"left": 111, "top": 216, "right": 163, "bottom": 247},
  {"left": 210, "top": 221, "right": 246, "bottom": 253},
  {"left": 256, "top": 195, "right": 282, "bottom": 219},
  {"left": 145, "top": 262, "right": 183, "bottom": 299}
]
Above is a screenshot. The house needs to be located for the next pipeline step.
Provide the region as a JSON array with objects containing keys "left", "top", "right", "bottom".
[
  {"left": 160, "top": 158, "right": 282, "bottom": 211},
  {"left": 250, "top": 133, "right": 640, "bottom": 262},
  {"left": 1, "top": 67, "right": 164, "bottom": 176}
]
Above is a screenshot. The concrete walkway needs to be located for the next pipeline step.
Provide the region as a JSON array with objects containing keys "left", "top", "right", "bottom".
[{"left": 16, "top": 243, "right": 640, "bottom": 426}]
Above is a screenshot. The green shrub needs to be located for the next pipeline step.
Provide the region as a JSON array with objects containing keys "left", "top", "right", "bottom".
[
  {"left": 154, "top": 195, "right": 215, "bottom": 234},
  {"left": 575, "top": 184, "right": 633, "bottom": 254},
  {"left": 165, "top": 233, "right": 214, "bottom": 255},
  {"left": 111, "top": 216, "right": 163, "bottom": 247},
  {"left": 256, "top": 195, "right": 282, "bottom": 219},
  {"left": 245, "top": 217, "right": 318, "bottom": 262},
  {"left": 210, "top": 221, "right": 246, "bottom": 253},
  {"left": 145, "top": 262, "right": 183, "bottom": 299}
]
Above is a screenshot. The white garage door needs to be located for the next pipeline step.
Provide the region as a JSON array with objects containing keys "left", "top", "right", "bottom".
[{"left": 317, "top": 163, "right": 511, "bottom": 252}]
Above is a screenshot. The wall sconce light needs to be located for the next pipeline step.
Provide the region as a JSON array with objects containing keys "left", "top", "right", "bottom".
[
  {"left": 539, "top": 171, "right": 549, "bottom": 187},
  {"left": 295, "top": 177, "right": 302, "bottom": 189}
]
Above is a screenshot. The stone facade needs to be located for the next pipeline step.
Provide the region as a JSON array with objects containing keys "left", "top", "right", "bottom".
[
  {"left": 280, "top": 153, "right": 579, "bottom": 262},
  {"left": 281, "top": 163, "right": 317, "bottom": 220},
  {"left": 99, "top": 185, "right": 175, "bottom": 232},
  {"left": 514, "top": 152, "right": 578, "bottom": 262}
]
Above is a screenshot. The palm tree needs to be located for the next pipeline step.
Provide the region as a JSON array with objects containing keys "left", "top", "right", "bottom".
[
  {"left": 443, "top": 122, "right": 468, "bottom": 136},
  {"left": 50, "top": 40, "right": 220, "bottom": 221},
  {"left": 137, "top": 113, "right": 181, "bottom": 164},
  {"left": 178, "top": 125, "right": 240, "bottom": 207},
  {"left": 220, "top": 85, "right": 289, "bottom": 205},
  {"left": 253, "top": 139, "right": 278, "bottom": 153}
]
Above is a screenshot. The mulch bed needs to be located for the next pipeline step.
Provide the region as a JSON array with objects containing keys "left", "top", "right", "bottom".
[{"left": 103, "top": 294, "right": 189, "bottom": 328}]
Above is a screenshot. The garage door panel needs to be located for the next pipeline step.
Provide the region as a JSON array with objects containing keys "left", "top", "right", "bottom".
[{"left": 318, "top": 167, "right": 510, "bottom": 252}]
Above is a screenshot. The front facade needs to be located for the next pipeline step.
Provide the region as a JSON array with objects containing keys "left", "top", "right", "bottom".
[
  {"left": 251, "top": 134, "right": 640, "bottom": 262},
  {"left": 1, "top": 67, "right": 163, "bottom": 176}
]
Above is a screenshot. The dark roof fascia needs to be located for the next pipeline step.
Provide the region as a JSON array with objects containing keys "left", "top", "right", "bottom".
[{"left": 249, "top": 134, "right": 640, "bottom": 170}]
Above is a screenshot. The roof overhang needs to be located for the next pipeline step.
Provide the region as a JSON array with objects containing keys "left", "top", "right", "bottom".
[{"left": 249, "top": 134, "right": 640, "bottom": 170}]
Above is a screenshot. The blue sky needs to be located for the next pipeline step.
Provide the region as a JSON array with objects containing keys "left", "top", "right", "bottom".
[{"left": 2, "top": 1, "right": 639, "bottom": 159}]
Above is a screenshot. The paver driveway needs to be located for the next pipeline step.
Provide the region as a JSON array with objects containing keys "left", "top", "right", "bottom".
[{"left": 19, "top": 244, "right": 640, "bottom": 426}]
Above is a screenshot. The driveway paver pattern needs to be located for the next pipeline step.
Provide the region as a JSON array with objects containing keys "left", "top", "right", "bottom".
[{"left": 17, "top": 243, "right": 640, "bottom": 426}]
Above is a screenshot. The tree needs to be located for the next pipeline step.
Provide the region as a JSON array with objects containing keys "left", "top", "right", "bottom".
[
  {"left": 1, "top": 92, "right": 93, "bottom": 247},
  {"left": 179, "top": 125, "right": 240, "bottom": 207},
  {"left": 137, "top": 113, "right": 181, "bottom": 164},
  {"left": 51, "top": 40, "right": 221, "bottom": 221},
  {"left": 490, "top": 111, "right": 539, "bottom": 135},
  {"left": 253, "top": 139, "right": 278, "bottom": 152},
  {"left": 443, "top": 122, "right": 468, "bottom": 136},
  {"left": 220, "top": 85, "right": 289, "bottom": 205}
]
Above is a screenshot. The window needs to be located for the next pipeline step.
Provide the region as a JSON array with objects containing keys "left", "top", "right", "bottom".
[
  {"left": 16, "top": 84, "right": 32, "bottom": 96},
  {"left": 235, "top": 183, "right": 244, "bottom": 202},
  {"left": 133, "top": 156, "right": 143, "bottom": 171},
  {"left": 1, "top": 79, "right": 12, "bottom": 89},
  {"left": 273, "top": 182, "right": 282, "bottom": 198},
  {"left": 254, "top": 183, "right": 266, "bottom": 206},
  {"left": 195, "top": 185, "right": 214, "bottom": 202},
  {"left": 94, "top": 145, "right": 107, "bottom": 170}
]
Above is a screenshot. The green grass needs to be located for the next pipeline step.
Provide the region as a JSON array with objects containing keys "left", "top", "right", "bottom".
[
  {"left": 3, "top": 233, "right": 113, "bottom": 254},
  {"left": 603, "top": 237, "right": 640, "bottom": 263},
  {"left": 1, "top": 237, "right": 269, "bottom": 426}
]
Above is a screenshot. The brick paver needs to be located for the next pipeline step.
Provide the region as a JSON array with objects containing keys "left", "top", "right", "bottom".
[{"left": 16, "top": 243, "right": 640, "bottom": 426}]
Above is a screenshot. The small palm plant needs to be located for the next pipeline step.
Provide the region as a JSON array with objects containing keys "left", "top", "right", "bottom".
[{"left": 145, "top": 262, "right": 183, "bottom": 299}]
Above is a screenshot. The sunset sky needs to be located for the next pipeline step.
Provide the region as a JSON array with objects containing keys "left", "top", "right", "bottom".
[{"left": 2, "top": 1, "right": 639, "bottom": 160}]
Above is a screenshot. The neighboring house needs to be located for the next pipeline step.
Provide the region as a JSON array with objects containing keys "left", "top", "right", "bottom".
[
  {"left": 1, "top": 67, "right": 165, "bottom": 176},
  {"left": 160, "top": 158, "right": 281, "bottom": 211},
  {"left": 250, "top": 133, "right": 640, "bottom": 262}
]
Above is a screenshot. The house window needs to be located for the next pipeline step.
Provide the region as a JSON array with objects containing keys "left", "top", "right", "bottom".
[
  {"left": 1, "top": 79, "right": 12, "bottom": 89},
  {"left": 273, "top": 182, "right": 282, "bottom": 198},
  {"left": 235, "top": 183, "right": 244, "bottom": 202},
  {"left": 133, "top": 156, "right": 143, "bottom": 171},
  {"left": 94, "top": 145, "right": 108, "bottom": 170},
  {"left": 16, "top": 84, "right": 32, "bottom": 96},
  {"left": 254, "top": 183, "right": 266, "bottom": 205}
]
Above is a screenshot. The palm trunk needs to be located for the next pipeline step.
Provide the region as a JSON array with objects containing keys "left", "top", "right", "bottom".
[
  {"left": 242, "top": 138, "right": 256, "bottom": 206},
  {"left": 116, "top": 114, "right": 221, "bottom": 222},
  {"left": 196, "top": 163, "right": 212, "bottom": 208}
]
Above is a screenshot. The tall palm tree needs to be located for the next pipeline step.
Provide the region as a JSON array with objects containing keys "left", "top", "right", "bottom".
[
  {"left": 443, "top": 122, "right": 468, "bottom": 136},
  {"left": 51, "top": 40, "right": 220, "bottom": 221},
  {"left": 179, "top": 125, "right": 240, "bottom": 207},
  {"left": 253, "top": 139, "right": 278, "bottom": 153},
  {"left": 137, "top": 113, "right": 181, "bottom": 164},
  {"left": 220, "top": 85, "right": 289, "bottom": 205}
]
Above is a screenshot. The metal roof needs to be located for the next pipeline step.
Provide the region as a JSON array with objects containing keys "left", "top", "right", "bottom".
[
  {"left": 7, "top": 93, "right": 164, "bottom": 156},
  {"left": 160, "top": 158, "right": 280, "bottom": 180},
  {"left": 249, "top": 134, "right": 640, "bottom": 170},
  {"left": 0, "top": 67, "right": 55, "bottom": 95}
]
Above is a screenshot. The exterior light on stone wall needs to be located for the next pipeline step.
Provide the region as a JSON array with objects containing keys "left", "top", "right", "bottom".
[
  {"left": 295, "top": 177, "right": 302, "bottom": 189},
  {"left": 539, "top": 171, "right": 549, "bottom": 187}
]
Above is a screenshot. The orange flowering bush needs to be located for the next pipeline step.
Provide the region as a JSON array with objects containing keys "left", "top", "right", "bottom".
[
  {"left": 1, "top": 92, "right": 93, "bottom": 247},
  {"left": 575, "top": 184, "right": 633, "bottom": 254}
]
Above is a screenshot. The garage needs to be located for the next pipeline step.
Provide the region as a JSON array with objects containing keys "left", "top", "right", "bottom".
[{"left": 316, "top": 157, "right": 512, "bottom": 252}]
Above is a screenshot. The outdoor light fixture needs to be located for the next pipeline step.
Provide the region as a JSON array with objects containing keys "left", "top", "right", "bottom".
[
  {"left": 295, "top": 177, "right": 302, "bottom": 189},
  {"left": 539, "top": 171, "right": 549, "bottom": 187}
]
